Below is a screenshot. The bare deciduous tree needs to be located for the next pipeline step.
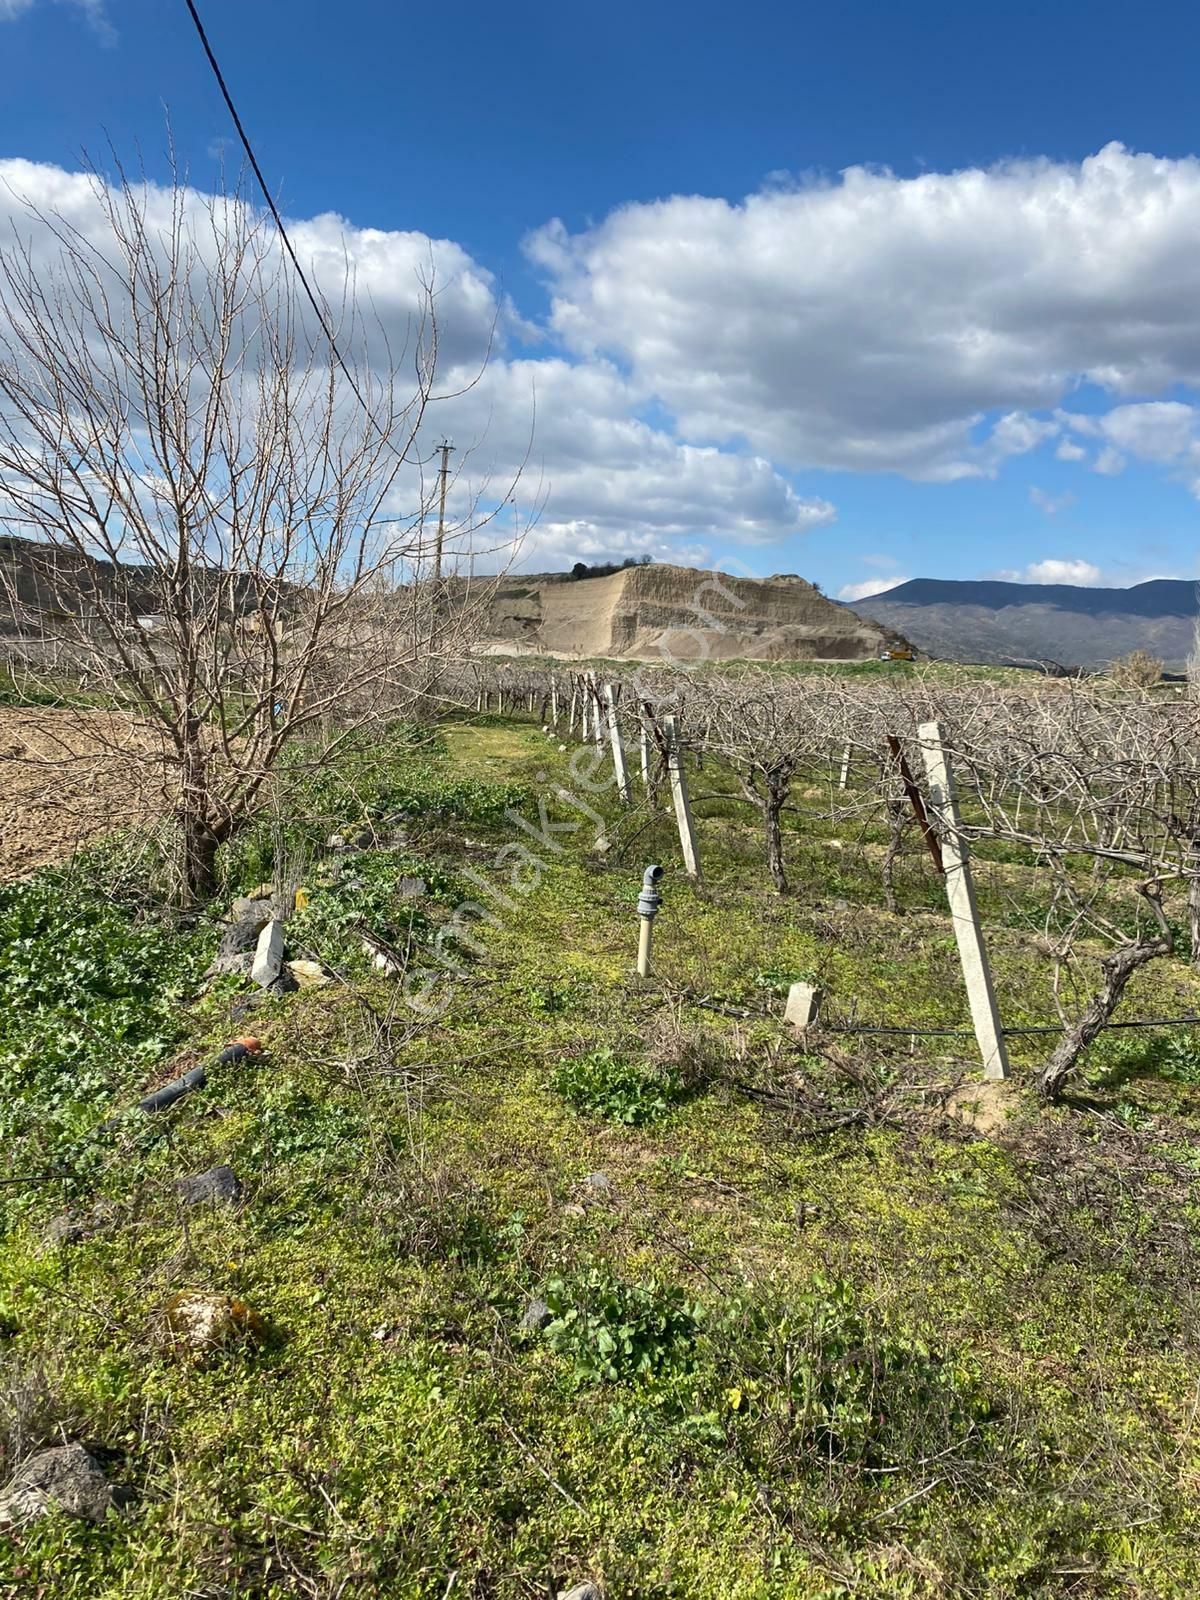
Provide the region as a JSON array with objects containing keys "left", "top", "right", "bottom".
[{"left": 0, "top": 159, "right": 505, "bottom": 901}]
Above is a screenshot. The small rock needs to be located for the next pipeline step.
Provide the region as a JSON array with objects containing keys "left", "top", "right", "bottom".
[
  {"left": 562, "top": 1203, "right": 587, "bottom": 1219},
  {"left": 584, "top": 1172, "right": 611, "bottom": 1193},
  {"left": 286, "top": 958, "right": 332, "bottom": 989},
  {"left": 327, "top": 832, "right": 346, "bottom": 849},
  {"left": 0, "top": 1443, "right": 117, "bottom": 1530},
  {"left": 176, "top": 1165, "right": 243, "bottom": 1207},
  {"left": 246, "top": 882, "right": 275, "bottom": 901},
  {"left": 521, "top": 1297, "right": 551, "bottom": 1332},
  {"left": 209, "top": 951, "right": 254, "bottom": 980},
  {"left": 397, "top": 876, "right": 427, "bottom": 899},
  {"left": 558, "top": 1585, "right": 603, "bottom": 1600},
  {"left": 206, "top": 915, "right": 267, "bottom": 977},
  {"left": 162, "top": 1291, "right": 266, "bottom": 1352},
  {"left": 230, "top": 897, "right": 272, "bottom": 926}
]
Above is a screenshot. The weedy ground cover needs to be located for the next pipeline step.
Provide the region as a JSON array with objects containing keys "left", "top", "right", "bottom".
[{"left": 2, "top": 719, "right": 1200, "bottom": 1597}]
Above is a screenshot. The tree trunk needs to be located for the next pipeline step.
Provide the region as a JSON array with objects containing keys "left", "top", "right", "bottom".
[
  {"left": 181, "top": 812, "right": 221, "bottom": 906},
  {"left": 764, "top": 796, "right": 788, "bottom": 894},
  {"left": 1038, "top": 883, "right": 1172, "bottom": 1098}
]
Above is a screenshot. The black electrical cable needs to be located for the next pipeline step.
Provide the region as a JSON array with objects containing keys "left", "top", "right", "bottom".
[{"left": 180, "top": 0, "right": 379, "bottom": 431}]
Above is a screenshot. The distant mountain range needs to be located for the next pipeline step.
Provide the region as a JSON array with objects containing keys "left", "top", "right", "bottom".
[{"left": 848, "top": 577, "right": 1197, "bottom": 671}]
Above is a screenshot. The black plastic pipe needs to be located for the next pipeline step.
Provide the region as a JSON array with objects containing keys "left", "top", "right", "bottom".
[{"left": 137, "top": 1065, "right": 207, "bottom": 1114}]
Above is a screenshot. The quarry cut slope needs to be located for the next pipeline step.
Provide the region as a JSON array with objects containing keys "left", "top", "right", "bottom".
[{"left": 484, "top": 564, "right": 896, "bottom": 661}]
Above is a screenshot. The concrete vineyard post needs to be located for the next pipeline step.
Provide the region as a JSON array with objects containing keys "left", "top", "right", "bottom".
[
  {"left": 639, "top": 720, "right": 651, "bottom": 789},
  {"left": 605, "top": 682, "right": 631, "bottom": 802},
  {"left": 838, "top": 743, "right": 852, "bottom": 791},
  {"left": 665, "top": 714, "right": 703, "bottom": 882},
  {"left": 568, "top": 684, "right": 578, "bottom": 737},
  {"left": 550, "top": 680, "right": 559, "bottom": 726},
  {"left": 917, "top": 720, "right": 1009, "bottom": 1081}
]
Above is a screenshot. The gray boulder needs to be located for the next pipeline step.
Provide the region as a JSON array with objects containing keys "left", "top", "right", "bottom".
[
  {"left": 176, "top": 1165, "right": 243, "bottom": 1206},
  {"left": 207, "top": 913, "right": 269, "bottom": 978},
  {"left": 230, "top": 898, "right": 272, "bottom": 927},
  {"left": 0, "top": 1443, "right": 117, "bottom": 1529}
]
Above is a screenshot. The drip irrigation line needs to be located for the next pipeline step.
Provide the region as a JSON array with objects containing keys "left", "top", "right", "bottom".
[
  {"left": 685, "top": 991, "right": 1200, "bottom": 1039},
  {"left": 827, "top": 1015, "right": 1200, "bottom": 1039}
]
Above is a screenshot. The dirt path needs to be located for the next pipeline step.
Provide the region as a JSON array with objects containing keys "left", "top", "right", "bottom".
[{"left": 0, "top": 706, "right": 166, "bottom": 879}]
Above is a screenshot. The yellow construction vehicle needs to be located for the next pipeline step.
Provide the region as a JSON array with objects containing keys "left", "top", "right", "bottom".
[{"left": 878, "top": 645, "right": 916, "bottom": 662}]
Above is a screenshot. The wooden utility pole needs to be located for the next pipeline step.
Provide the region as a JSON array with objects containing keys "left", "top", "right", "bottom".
[{"left": 433, "top": 440, "right": 454, "bottom": 582}]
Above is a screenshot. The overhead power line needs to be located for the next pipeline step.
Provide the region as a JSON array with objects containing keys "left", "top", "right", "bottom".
[{"left": 180, "top": 0, "right": 380, "bottom": 430}]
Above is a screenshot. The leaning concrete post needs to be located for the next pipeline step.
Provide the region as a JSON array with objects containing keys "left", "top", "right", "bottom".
[
  {"left": 838, "top": 743, "right": 852, "bottom": 791},
  {"left": 917, "top": 721, "right": 1009, "bottom": 1081},
  {"left": 664, "top": 714, "right": 702, "bottom": 882},
  {"left": 568, "top": 684, "right": 578, "bottom": 737},
  {"left": 604, "top": 682, "right": 631, "bottom": 802},
  {"left": 550, "top": 680, "right": 559, "bottom": 725},
  {"left": 639, "top": 719, "right": 651, "bottom": 790}
]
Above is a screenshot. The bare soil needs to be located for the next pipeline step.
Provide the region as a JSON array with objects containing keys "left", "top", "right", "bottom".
[{"left": 0, "top": 706, "right": 165, "bottom": 879}]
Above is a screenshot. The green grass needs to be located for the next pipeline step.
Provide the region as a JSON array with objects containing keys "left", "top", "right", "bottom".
[{"left": 3, "top": 719, "right": 1200, "bottom": 1596}]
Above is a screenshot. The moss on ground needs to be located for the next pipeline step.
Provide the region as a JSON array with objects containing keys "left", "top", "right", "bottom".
[{"left": 2, "top": 718, "right": 1200, "bottom": 1597}]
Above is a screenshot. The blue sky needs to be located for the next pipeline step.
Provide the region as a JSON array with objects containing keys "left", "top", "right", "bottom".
[{"left": 2, "top": 0, "right": 1199, "bottom": 593}]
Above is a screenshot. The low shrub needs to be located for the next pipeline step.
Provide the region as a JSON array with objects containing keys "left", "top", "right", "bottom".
[
  {"left": 540, "top": 1265, "right": 701, "bottom": 1384},
  {"left": 552, "top": 1047, "right": 684, "bottom": 1125}
]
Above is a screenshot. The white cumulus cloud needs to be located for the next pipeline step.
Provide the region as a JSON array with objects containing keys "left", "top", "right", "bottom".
[
  {"left": 528, "top": 143, "right": 1200, "bottom": 481},
  {"left": 837, "top": 576, "right": 910, "bottom": 601},
  {"left": 998, "top": 558, "right": 1104, "bottom": 585},
  {"left": 0, "top": 159, "right": 828, "bottom": 572}
]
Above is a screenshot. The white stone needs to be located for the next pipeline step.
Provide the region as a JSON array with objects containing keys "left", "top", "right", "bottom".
[
  {"left": 784, "top": 981, "right": 821, "bottom": 1031},
  {"left": 251, "top": 919, "right": 285, "bottom": 988}
]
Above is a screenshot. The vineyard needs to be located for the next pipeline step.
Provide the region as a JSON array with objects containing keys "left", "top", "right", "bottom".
[
  {"left": 467, "top": 661, "right": 1200, "bottom": 1101},
  {"left": 3, "top": 663, "right": 1200, "bottom": 1597}
]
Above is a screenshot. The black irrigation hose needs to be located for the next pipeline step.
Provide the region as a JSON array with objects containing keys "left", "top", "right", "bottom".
[
  {"left": 825, "top": 1015, "right": 1200, "bottom": 1039},
  {"left": 686, "top": 991, "right": 1200, "bottom": 1039}
]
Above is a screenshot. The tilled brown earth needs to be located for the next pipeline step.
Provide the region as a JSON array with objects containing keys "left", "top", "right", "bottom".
[{"left": 0, "top": 706, "right": 167, "bottom": 878}]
